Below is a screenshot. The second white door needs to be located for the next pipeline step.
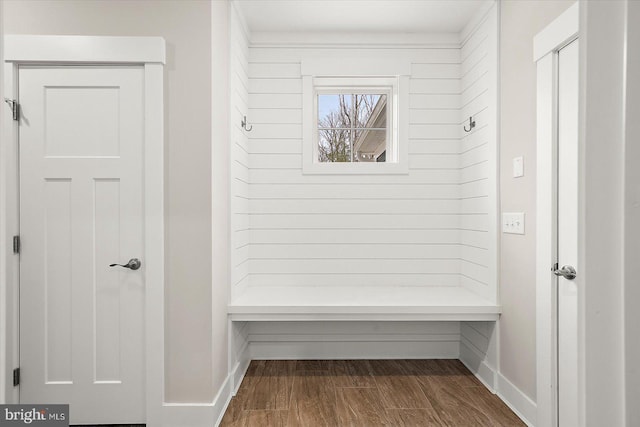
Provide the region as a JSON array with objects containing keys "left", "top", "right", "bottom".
[{"left": 19, "top": 66, "right": 146, "bottom": 424}]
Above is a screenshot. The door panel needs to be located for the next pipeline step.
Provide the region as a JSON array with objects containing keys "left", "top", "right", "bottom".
[
  {"left": 557, "top": 39, "right": 579, "bottom": 427},
  {"left": 19, "top": 66, "right": 145, "bottom": 424}
]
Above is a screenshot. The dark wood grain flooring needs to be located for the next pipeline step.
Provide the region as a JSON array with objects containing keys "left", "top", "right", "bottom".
[{"left": 220, "top": 360, "right": 525, "bottom": 426}]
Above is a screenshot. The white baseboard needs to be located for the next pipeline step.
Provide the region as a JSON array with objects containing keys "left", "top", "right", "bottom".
[
  {"left": 249, "top": 340, "right": 460, "bottom": 360},
  {"left": 459, "top": 340, "right": 536, "bottom": 426},
  {"left": 230, "top": 341, "right": 251, "bottom": 395},
  {"left": 459, "top": 338, "right": 496, "bottom": 391},
  {"left": 496, "top": 372, "right": 537, "bottom": 427},
  {"left": 183, "top": 329, "right": 536, "bottom": 427},
  {"left": 160, "top": 366, "right": 234, "bottom": 427}
]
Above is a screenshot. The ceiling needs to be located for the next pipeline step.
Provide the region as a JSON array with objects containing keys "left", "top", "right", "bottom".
[{"left": 234, "top": 0, "right": 490, "bottom": 34}]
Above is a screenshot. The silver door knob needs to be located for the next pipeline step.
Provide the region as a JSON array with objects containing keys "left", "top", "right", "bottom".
[
  {"left": 553, "top": 265, "right": 576, "bottom": 280},
  {"left": 109, "top": 258, "right": 141, "bottom": 270}
]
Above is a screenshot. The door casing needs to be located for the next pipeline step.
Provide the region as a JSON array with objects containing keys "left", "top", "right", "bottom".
[
  {"left": 0, "top": 35, "right": 165, "bottom": 425},
  {"left": 534, "top": 4, "right": 583, "bottom": 427}
]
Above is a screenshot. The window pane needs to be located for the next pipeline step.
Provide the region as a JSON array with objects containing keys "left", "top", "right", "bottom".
[
  {"left": 318, "top": 94, "right": 352, "bottom": 128},
  {"left": 318, "top": 129, "right": 352, "bottom": 162},
  {"left": 353, "top": 129, "right": 386, "bottom": 162},
  {"left": 355, "top": 94, "right": 387, "bottom": 128}
]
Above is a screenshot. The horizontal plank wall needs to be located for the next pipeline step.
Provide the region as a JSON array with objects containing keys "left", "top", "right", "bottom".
[
  {"left": 458, "top": 0, "right": 500, "bottom": 407},
  {"left": 230, "top": 2, "right": 500, "bottom": 381},
  {"left": 230, "top": 5, "right": 250, "bottom": 300},
  {"left": 460, "top": 321, "right": 497, "bottom": 388},
  {"left": 458, "top": 3, "right": 499, "bottom": 302},
  {"left": 249, "top": 321, "right": 461, "bottom": 360},
  {"left": 245, "top": 41, "right": 479, "bottom": 288}
]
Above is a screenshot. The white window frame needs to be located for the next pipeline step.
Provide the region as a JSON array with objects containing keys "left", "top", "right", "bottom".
[{"left": 301, "top": 59, "right": 409, "bottom": 175}]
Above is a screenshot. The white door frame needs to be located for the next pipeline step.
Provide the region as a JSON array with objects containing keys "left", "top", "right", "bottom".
[
  {"left": 0, "top": 35, "right": 165, "bottom": 425},
  {"left": 534, "top": 4, "right": 580, "bottom": 427}
]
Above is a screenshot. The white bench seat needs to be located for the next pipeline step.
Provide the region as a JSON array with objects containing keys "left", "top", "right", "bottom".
[{"left": 228, "top": 286, "right": 501, "bottom": 321}]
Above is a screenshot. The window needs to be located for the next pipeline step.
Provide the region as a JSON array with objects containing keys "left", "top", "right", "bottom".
[
  {"left": 317, "top": 93, "right": 389, "bottom": 163},
  {"left": 302, "top": 75, "right": 408, "bottom": 174}
]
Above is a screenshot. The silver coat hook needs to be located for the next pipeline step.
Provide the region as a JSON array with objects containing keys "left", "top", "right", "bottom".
[
  {"left": 463, "top": 116, "right": 476, "bottom": 132},
  {"left": 241, "top": 115, "right": 253, "bottom": 132}
]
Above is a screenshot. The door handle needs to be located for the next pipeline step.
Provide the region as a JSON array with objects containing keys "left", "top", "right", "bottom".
[
  {"left": 553, "top": 264, "right": 576, "bottom": 280},
  {"left": 109, "top": 258, "right": 141, "bottom": 271}
]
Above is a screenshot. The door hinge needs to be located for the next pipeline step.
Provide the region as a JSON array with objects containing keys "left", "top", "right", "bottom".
[
  {"left": 13, "top": 235, "right": 20, "bottom": 254},
  {"left": 13, "top": 368, "right": 20, "bottom": 386},
  {"left": 4, "top": 98, "right": 20, "bottom": 121}
]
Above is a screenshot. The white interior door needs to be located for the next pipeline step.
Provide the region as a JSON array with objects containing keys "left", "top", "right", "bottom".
[
  {"left": 19, "top": 66, "right": 145, "bottom": 424},
  {"left": 557, "top": 39, "right": 580, "bottom": 426}
]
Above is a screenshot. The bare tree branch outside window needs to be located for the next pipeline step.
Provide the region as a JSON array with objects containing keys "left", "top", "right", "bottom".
[{"left": 318, "top": 94, "right": 386, "bottom": 162}]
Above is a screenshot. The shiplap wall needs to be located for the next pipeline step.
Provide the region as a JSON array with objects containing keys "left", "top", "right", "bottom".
[
  {"left": 232, "top": 5, "right": 498, "bottom": 298},
  {"left": 459, "top": 320, "right": 497, "bottom": 388},
  {"left": 245, "top": 46, "right": 472, "bottom": 288},
  {"left": 459, "top": 4, "right": 499, "bottom": 302},
  {"left": 230, "top": 6, "right": 250, "bottom": 299},
  {"left": 248, "top": 321, "right": 461, "bottom": 360},
  {"left": 459, "top": 3, "right": 499, "bottom": 385}
]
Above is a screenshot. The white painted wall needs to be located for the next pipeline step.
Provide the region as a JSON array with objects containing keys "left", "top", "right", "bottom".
[
  {"left": 211, "top": 0, "right": 232, "bottom": 415},
  {"left": 625, "top": 2, "right": 640, "bottom": 423},
  {"left": 499, "top": 0, "right": 575, "bottom": 403},
  {"left": 2, "top": 0, "right": 216, "bottom": 403},
  {"left": 580, "top": 1, "right": 626, "bottom": 424},
  {"left": 0, "top": 0, "right": 6, "bottom": 404}
]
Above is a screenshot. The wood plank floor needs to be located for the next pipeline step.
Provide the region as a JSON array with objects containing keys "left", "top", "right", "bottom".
[{"left": 220, "top": 360, "right": 525, "bottom": 426}]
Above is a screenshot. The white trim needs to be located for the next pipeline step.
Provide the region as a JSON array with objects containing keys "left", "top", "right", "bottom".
[
  {"left": 231, "top": 313, "right": 500, "bottom": 322},
  {"left": 1, "top": 63, "right": 19, "bottom": 405},
  {"left": 4, "top": 35, "right": 166, "bottom": 64},
  {"left": 536, "top": 52, "right": 559, "bottom": 427},
  {"left": 301, "top": 75, "right": 409, "bottom": 175},
  {"left": 0, "top": 1, "right": 4, "bottom": 403},
  {"left": 229, "top": 1, "right": 252, "bottom": 45},
  {"left": 533, "top": 3, "right": 579, "bottom": 62},
  {"left": 459, "top": 0, "right": 496, "bottom": 47},
  {"left": 459, "top": 342, "right": 536, "bottom": 427},
  {"left": 486, "top": 2, "right": 500, "bottom": 305},
  {"left": 496, "top": 372, "right": 537, "bottom": 427},
  {"left": 230, "top": 348, "right": 250, "bottom": 396},
  {"left": 159, "top": 367, "right": 239, "bottom": 427},
  {"left": 459, "top": 338, "right": 496, "bottom": 391},
  {"left": 534, "top": 4, "right": 579, "bottom": 427},
  {"left": 250, "top": 32, "right": 460, "bottom": 49},
  {"left": 143, "top": 62, "right": 166, "bottom": 426},
  {"left": 1, "top": 36, "right": 165, "bottom": 424}
]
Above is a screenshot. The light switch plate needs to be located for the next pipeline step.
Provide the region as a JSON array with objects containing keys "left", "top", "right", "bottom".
[
  {"left": 513, "top": 156, "right": 524, "bottom": 178},
  {"left": 502, "top": 212, "right": 525, "bottom": 234}
]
